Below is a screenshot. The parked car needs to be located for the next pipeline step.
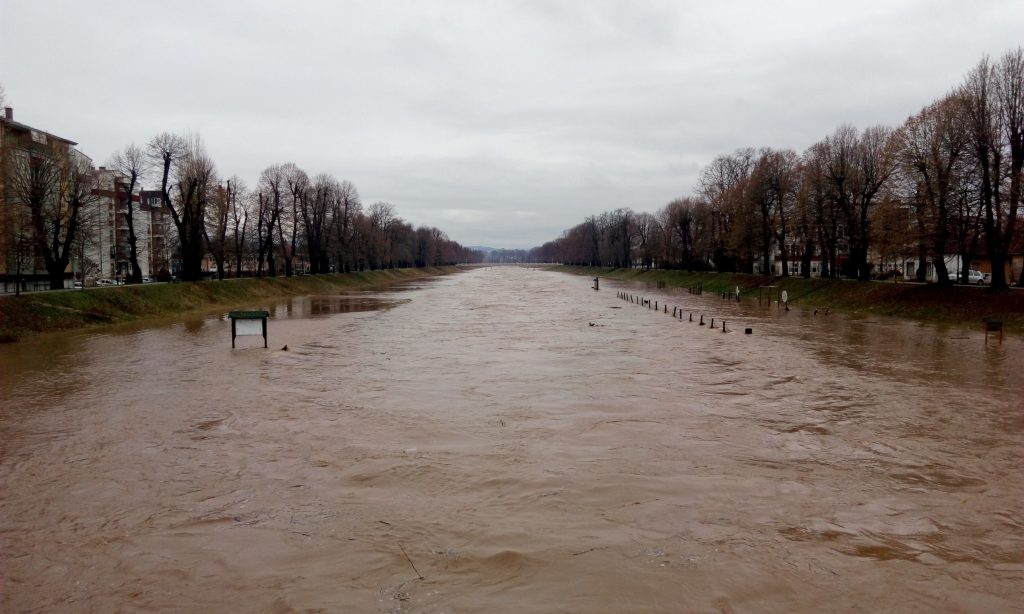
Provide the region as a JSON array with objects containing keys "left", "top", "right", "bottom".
[
  {"left": 96, "top": 278, "right": 115, "bottom": 286},
  {"left": 967, "top": 270, "right": 987, "bottom": 285},
  {"left": 141, "top": 276, "right": 154, "bottom": 283}
]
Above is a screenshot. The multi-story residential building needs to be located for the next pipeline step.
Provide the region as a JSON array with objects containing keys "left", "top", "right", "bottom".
[
  {"left": 139, "top": 190, "right": 173, "bottom": 278},
  {"left": 80, "top": 179, "right": 176, "bottom": 283},
  {"left": 86, "top": 167, "right": 148, "bottom": 281},
  {"left": 0, "top": 106, "right": 89, "bottom": 292}
]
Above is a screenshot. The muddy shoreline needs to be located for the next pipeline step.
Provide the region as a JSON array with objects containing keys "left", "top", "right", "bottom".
[
  {"left": 0, "top": 266, "right": 462, "bottom": 343},
  {"left": 560, "top": 265, "right": 1024, "bottom": 335}
]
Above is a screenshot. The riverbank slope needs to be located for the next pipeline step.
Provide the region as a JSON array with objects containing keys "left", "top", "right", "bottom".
[
  {"left": 0, "top": 267, "right": 461, "bottom": 343},
  {"left": 559, "top": 266, "right": 1024, "bottom": 335}
]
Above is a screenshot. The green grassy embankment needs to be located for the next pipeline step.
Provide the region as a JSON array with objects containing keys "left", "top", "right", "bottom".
[
  {"left": 559, "top": 266, "right": 1024, "bottom": 335},
  {"left": 0, "top": 267, "right": 461, "bottom": 343}
]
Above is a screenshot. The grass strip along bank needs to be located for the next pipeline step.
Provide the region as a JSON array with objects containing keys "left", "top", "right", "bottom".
[
  {"left": 559, "top": 266, "right": 1024, "bottom": 335},
  {"left": 0, "top": 267, "right": 461, "bottom": 343}
]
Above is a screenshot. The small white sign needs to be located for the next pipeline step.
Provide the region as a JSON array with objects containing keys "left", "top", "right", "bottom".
[{"left": 235, "top": 319, "right": 263, "bottom": 336}]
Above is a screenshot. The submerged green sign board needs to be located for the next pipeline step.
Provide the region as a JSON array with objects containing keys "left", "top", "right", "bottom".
[{"left": 228, "top": 310, "right": 270, "bottom": 348}]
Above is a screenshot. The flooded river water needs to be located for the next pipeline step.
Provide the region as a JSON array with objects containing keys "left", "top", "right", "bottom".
[{"left": 1, "top": 267, "right": 1021, "bottom": 613}]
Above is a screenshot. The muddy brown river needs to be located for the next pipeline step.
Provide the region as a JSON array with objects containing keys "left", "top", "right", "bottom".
[{"left": 1, "top": 267, "right": 1021, "bottom": 613}]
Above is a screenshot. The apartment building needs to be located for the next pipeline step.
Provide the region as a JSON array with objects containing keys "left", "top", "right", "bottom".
[{"left": 0, "top": 106, "right": 88, "bottom": 292}]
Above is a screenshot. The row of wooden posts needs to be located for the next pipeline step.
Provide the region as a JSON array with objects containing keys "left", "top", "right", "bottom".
[{"left": 616, "top": 290, "right": 752, "bottom": 334}]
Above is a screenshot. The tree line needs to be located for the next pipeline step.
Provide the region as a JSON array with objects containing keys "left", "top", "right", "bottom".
[
  {"left": 4, "top": 122, "right": 472, "bottom": 288},
  {"left": 137, "top": 133, "right": 471, "bottom": 282},
  {"left": 531, "top": 48, "right": 1024, "bottom": 291}
]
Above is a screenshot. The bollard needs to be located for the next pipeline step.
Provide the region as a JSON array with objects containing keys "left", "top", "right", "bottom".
[
  {"left": 655, "top": 301, "right": 658, "bottom": 310},
  {"left": 722, "top": 320, "right": 727, "bottom": 333},
  {"left": 711, "top": 318, "right": 716, "bottom": 329},
  {"left": 664, "top": 305, "right": 667, "bottom": 314},
  {"left": 689, "top": 313, "right": 693, "bottom": 322},
  {"left": 673, "top": 306, "right": 677, "bottom": 317},
  {"left": 699, "top": 314, "right": 705, "bottom": 326}
]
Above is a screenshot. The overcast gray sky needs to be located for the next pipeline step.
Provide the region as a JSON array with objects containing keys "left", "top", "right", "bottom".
[{"left": 2, "top": 1, "right": 1022, "bottom": 248}]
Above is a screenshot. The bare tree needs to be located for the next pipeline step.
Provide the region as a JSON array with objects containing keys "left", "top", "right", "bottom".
[
  {"left": 699, "top": 149, "right": 755, "bottom": 272},
  {"left": 302, "top": 174, "right": 335, "bottom": 274},
  {"left": 819, "top": 125, "right": 897, "bottom": 280},
  {"left": 896, "top": 94, "right": 973, "bottom": 284},
  {"left": 8, "top": 148, "right": 97, "bottom": 289},
  {"left": 414, "top": 226, "right": 449, "bottom": 267},
  {"left": 632, "top": 211, "right": 660, "bottom": 269},
  {"left": 256, "top": 164, "right": 286, "bottom": 276},
  {"left": 7, "top": 203, "right": 32, "bottom": 295},
  {"left": 660, "top": 197, "right": 710, "bottom": 269},
  {"left": 147, "top": 133, "right": 215, "bottom": 281},
  {"left": 108, "top": 144, "right": 149, "bottom": 283},
  {"left": 281, "top": 163, "right": 309, "bottom": 275},
  {"left": 228, "top": 180, "right": 250, "bottom": 277},
  {"left": 769, "top": 150, "right": 799, "bottom": 276},
  {"left": 204, "top": 179, "right": 235, "bottom": 279},
  {"left": 748, "top": 148, "right": 799, "bottom": 276},
  {"left": 800, "top": 143, "right": 841, "bottom": 277},
  {"left": 792, "top": 161, "right": 820, "bottom": 278},
  {"left": 960, "top": 50, "right": 1024, "bottom": 290},
  {"left": 147, "top": 132, "right": 186, "bottom": 276},
  {"left": 331, "top": 180, "right": 361, "bottom": 272},
  {"left": 368, "top": 201, "right": 396, "bottom": 269}
]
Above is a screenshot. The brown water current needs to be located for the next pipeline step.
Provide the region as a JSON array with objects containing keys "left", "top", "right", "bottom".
[{"left": 1, "top": 267, "right": 1022, "bottom": 613}]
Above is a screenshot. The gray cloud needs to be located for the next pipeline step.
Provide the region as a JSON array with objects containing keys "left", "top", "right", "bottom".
[{"left": 2, "top": 0, "right": 1021, "bottom": 248}]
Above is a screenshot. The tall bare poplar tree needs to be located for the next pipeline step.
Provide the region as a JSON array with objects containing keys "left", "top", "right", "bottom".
[
  {"left": 961, "top": 49, "right": 1024, "bottom": 290},
  {"left": 148, "top": 133, "right": 215, "bottom": 281},
  {"left": 109, "top": 144, "right": 149, "bottom": 283},
  {"left": 256, "top": 164, "right": 286, "bottom": 276},
  {"left": 282, "top": 163, "right": 309, "bottom": 275},
  {"left": 228, "top": 180, "right": 250, "bottom": 277}
]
